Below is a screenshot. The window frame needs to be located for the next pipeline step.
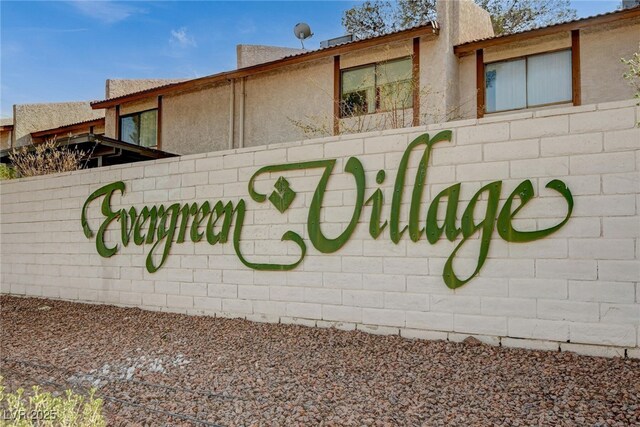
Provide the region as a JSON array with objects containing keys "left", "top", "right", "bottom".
[
  {"left": 484, "top": 48, "right": 573, "bottom": 114},
  {"left": 118, "top": 108, "right": 159, "bottom": 148},
  {"left": 339, "top": 55, "right": 414, "bottom": 118}
]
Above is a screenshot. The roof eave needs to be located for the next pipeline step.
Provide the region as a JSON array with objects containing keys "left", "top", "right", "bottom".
[
  {"left": 30, "top": 118, "right": 106, "bottom": 138},
  {"left": 91, "top": 21, "right": 439, "bottom": 110},
  {"left": 454, "top": 6, "right": 640, "bottom": 57}
]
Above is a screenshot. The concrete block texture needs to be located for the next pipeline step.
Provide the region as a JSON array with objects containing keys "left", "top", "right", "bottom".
[{"left": 1, "top": 100, "right": 638, "bottom": 358}]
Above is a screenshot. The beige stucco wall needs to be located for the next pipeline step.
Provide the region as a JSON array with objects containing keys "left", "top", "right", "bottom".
[
  {"left": 106, "top": 79, "right": 186, "bottom": 99},
  {"left": 162, "top": 83, "right": 231, "bottom": 155},
  {"left": 421, "top": 35, "right": 453, "bottom": 124},
  {"left": 420, "top": 0, "right": 494, "bottom": 126},
  {"left": 237, "top": 45, "right": 306, "bottom": 68},
  {"left": 93, "top": 123, "right": 105, "bottom": 135},
  {"left": 243, "top": 57, "right": 334, "bottom": 147},
  {"left": 452, "top": 0, "right": 494, "bottom": 46},
  {"left": 340, "top": 40, "right": 412, "bottom": 68},
  {"left": 120, "top": 98, "right": 158, "bottom": 116},
  {"left": 483, "top": 33, "right": 571, "bottom": 63},
  {"left": 581, "top": 18, "right": 640, "bottom": 105},
  {"left": 105, "top": 108, "right": 117, "bottom": 139},
  {"left": 12, "top": 102, "right": 103, "bottom": 148},
  {"left": 456, "top": 54, "right": 478, "bottom": 120}
]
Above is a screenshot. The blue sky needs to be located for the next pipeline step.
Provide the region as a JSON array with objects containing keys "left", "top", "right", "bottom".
[{"left": 0, "top": 0, "right": 623, "bottom": 118}]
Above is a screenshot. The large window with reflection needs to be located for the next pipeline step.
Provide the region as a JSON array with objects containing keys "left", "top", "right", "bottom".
[
  {"left": 485, "top": 50, "right": 572, "bottom": 113},
  {"left": 340, "top": 57, "right": 413, "bottom": 117},
  {"left": 119, "top": 109, "right": 158, "bottom": 148}
]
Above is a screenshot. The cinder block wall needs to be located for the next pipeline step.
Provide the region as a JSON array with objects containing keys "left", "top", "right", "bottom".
[{"left": 1, "top": 100, "right": 638, "bottom": 358}]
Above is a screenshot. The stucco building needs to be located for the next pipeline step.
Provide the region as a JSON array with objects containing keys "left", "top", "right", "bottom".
[
  {"left": 83, "top": 0, "right": 639, "bottom": 157},
  {"left": 0, "top": 80, "right": 182, "bottom": 166},
  {"left": 2, "top": 1, "right": 639, "bottom": 159}
]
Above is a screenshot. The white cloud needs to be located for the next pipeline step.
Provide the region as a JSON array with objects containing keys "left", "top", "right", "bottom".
[
  {"left": 67, "top": 1, "right": 144, "bottom": 24},
  {"left": 236, "top": 17, "right": 257, "bottom": 35},
  {"left": 170, "top": 27, "right": 196, "bottom": 48}
]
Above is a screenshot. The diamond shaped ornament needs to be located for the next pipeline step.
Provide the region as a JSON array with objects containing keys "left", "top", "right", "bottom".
[{"left": 269, "top": 176, "right": 296, "bottom": 213}]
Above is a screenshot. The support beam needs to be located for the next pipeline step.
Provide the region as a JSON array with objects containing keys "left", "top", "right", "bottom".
[
  {"left": 571, "top": 29, "right": 581, "bottom": 106},
  {"left": 239, "top": 78, "right": 245, "bottom": 148},
  {"left": 228, "top": 80, "right": 235, "bottom": 149},
  {"left": 476, "top": 49, "right": 485, "bottom": 119},
  {"left": 333, "top": 55, "right": 340, "bottom": 136},
  {"left": 115, "top": 105, "right": 120, "bottom": 140},
  {"left": 157, "top": 95, "right": 163, "bottom": 150},
  {"left": 412, "top": 37, "right": 420, "bottom": 127}
]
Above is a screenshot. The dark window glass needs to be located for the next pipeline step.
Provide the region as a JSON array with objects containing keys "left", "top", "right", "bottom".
[
  {"left": 120, "top": 109, "right": 157, "bottom": 147},
  {"left": 340, "top": 57, "right": 413, "bottom": 117},
  {"left": 341, "top": 65, "right": 375, "bottom": 116}
]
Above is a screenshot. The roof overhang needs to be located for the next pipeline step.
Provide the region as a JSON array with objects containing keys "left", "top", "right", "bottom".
[
  {"left": 454, "top": 6, "right": 640, "bottom": 57},
  {"left": 0, "top": 125, "right": 14, "bottom": 132},
  {"left": 0, "top": 134, "right": 177, "bottom": 165},
  {"left": 31, "top": 118, "right": 105, "bottom": 138},
  {"left": 91, "top": 21, "right": 440, "bottom": 109}
]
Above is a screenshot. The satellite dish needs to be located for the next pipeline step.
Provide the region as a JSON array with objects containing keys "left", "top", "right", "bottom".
[{"left": 293, "top": 22, "right": 313, "bottom": 48}]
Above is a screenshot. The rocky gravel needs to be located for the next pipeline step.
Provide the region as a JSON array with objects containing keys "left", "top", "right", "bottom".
[{"left": 1, "top": 295, "right": 639, "bottom": 426}]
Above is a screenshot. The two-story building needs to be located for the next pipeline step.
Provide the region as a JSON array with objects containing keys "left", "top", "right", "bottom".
[{"left": 85, "top": 0, "right": 639, "bottom": 157}]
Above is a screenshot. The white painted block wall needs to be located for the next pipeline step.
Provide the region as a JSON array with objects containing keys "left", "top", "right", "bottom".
[{"left": 1, "top": 99, "right": 639, "bottom": 358}]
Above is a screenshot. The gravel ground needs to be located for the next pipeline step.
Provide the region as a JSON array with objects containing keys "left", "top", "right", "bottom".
[{"left": 1, "top": 295, "right": 639, "bottom": 426}]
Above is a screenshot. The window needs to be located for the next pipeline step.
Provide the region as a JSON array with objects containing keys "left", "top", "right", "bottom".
[
  {"left": 340, "top": 57, "right": 413, "bottom": 117},
  {"left": 485, "top": 50, "right": 572, "bottom": 113},
  {"left": 120, "top": 109, "right": 158, "bottom": 148}
]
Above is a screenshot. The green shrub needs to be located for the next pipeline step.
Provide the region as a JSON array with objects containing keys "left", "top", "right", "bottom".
[
  {"left": 0, "top": 376, "right": 106, "bottom": 426},
  {"left": 0, "top": 164, "right": 15, "bottom": 180}
]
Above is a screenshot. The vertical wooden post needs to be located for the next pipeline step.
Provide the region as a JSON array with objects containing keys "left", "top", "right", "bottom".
[
  {"left": 157, "top": 95, "right": 163, "bottom": 149},
  {"left": 333, "top": 55, "right": 340, "bottom": 136},
  {"left": 412, "top": 37, "right": 420, "bottom": 127},
  {"left": 571, "top": 29, "right": 581, "bottom": 106},
  {"left": 228, "top": 79, "right": 235, "bottom": 150},
  {"left": 115, "top": 105, "right": 120, "bottom": 140},
  {"left": 476, "top": 49, "right": 485, "bottom": 119}
]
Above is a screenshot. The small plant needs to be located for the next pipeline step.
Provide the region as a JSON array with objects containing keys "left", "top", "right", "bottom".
[
  {"left": 0, "top": 376, "right": 106, "bottom": 426},
  {"left": 0, "top": 164, "right": 15, "bottom": 180},
  {"left": 8, "top": 138, "right": 86, "bottom": 178},
  {"left": 621, "top": 44, "right": 640, "bottom": 126},
  {"left": 622, "top": 45, "right": 640, "bottom": 99}
]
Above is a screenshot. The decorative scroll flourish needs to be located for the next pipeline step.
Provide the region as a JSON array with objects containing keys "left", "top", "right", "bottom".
[{"left": 81, "top": 131, "right": 574, "bottom": 288}]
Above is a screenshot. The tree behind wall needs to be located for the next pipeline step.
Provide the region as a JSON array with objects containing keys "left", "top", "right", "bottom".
[
  {"left": 9, "top": 138, "right": 86, "bottom": 178},
  {"left": 342, "top": 0, "right": 577, "bottom": 38}
]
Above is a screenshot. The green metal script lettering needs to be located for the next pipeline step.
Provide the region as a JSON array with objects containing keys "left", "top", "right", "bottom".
[{"left": 81, "top": 131, "right": 575, "bottom": 289}]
